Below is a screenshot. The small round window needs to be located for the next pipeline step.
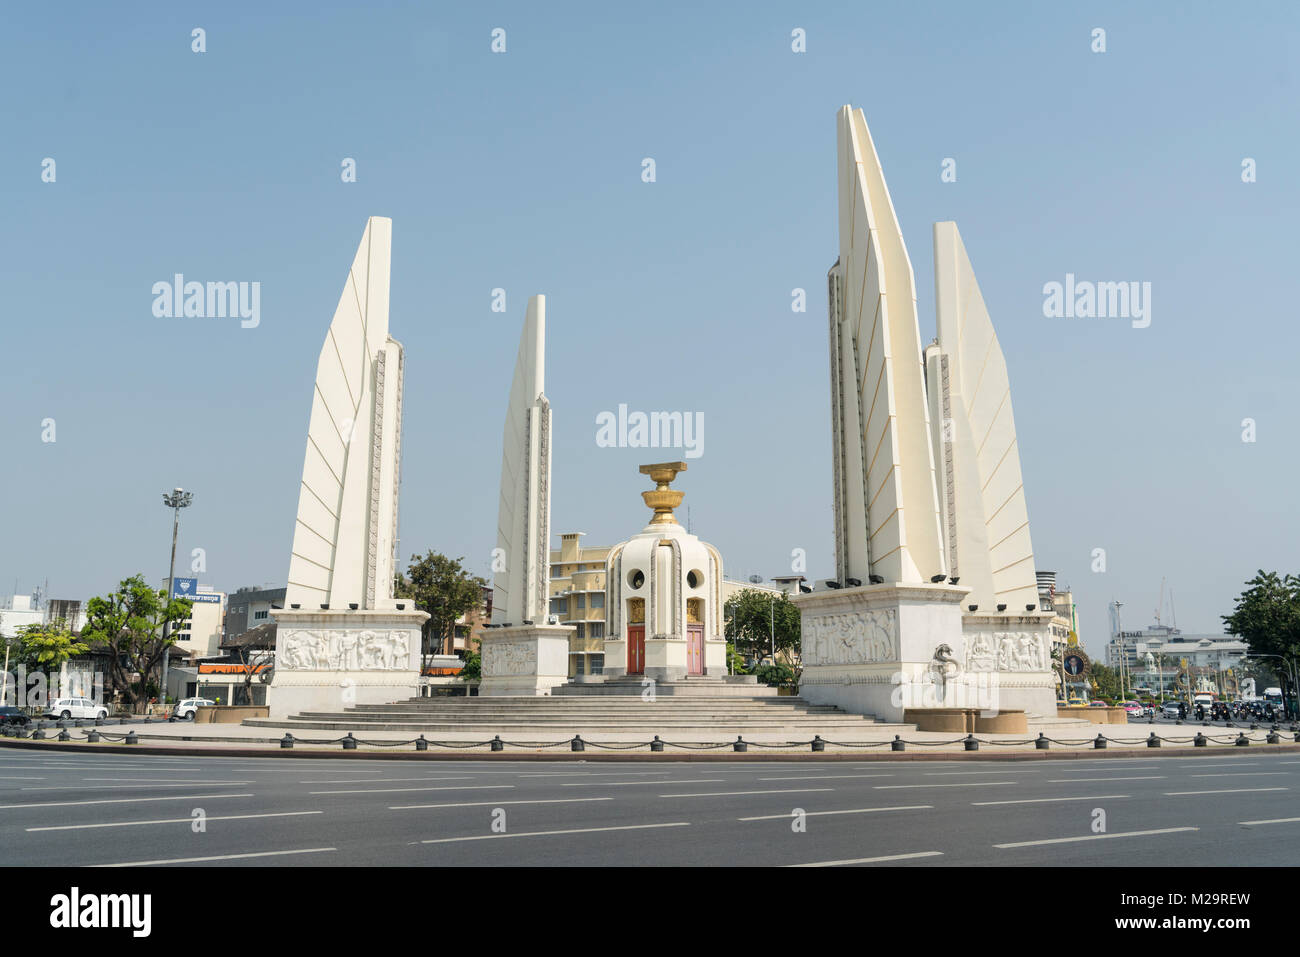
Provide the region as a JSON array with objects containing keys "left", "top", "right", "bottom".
[
  {"left": 628, "top": 569, "right": 645, "bottom": 590},
  {"left": 687, "top": 569, "right": 704, "bottom": 589}
]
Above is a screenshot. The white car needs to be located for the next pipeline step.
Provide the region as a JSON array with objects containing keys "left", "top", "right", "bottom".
[
  {"left": 175, "top": 698, "right": 216, "bottom": 719},
  {"left": 43, "top": 697, "right": 108, "bottom": 720}
]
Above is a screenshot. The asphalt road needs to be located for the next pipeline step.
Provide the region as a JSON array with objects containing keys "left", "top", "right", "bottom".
[{"left": 2, "top": 749, "right": 1299, "bottom": 866}]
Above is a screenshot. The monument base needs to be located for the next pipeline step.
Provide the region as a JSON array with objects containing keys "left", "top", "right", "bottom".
[
  {"left": 793, "top": 582, "right": 971, "bottom": 723},
  {"left": 266, "top": 606, "right": 429, "bottom": 718},
  {"left": 601, "top": 636, "right": 727, "bottom": 682},
  {"left": 479, "top": 623, "right": 574, "bottom": 696},
  {"left": 959, "top": 612, "right": 1059, "bottom": 718}
]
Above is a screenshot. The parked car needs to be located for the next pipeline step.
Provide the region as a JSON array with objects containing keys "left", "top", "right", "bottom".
[
  {"left": 1088, "top": 700, "right": 1108, "bottom": 707},
  {"left": 42, "top": 697, "right": 108, "bottom": 720},
  {"left": 1161, "top": 701, "right": 1183, "bottom": 718},
  {"left": 175, "top": 698, "right": 216, "bottom": 720},
  {"left": 0, "top": 706, "right": 31, "bottom": 727}
]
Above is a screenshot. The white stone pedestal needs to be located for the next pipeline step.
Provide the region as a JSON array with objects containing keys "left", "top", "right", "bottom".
[
  {"left": 960, "top": 612, "right": 1058, "bottom": 718},
  {"left": 266, "top": 606, "right": 430, "bottom": 718},
  {"left": 479, "top": 624, "right": 574, "bottom": 696},
  {"left": 792, "top": 582, "right": 972, "bottom": 723}
]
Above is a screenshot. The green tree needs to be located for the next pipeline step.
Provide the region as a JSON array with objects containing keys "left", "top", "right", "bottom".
[
  {"left": 458, "top": 650, "right": 481, "bottom": 683},
  {"left": 1089, "top": 663, "right": 1122, "bottom": 700},
  {"left": 14, "top": 618, "right": 88, "bottom": 671},
  {"left": 723, "top": 589, "right": 800, "bottom": 663},
  {"left": 80, "top": 574, "right": 192, "bottom": 710},
  {"left": 394, "top": 551, "right": 488, "bottom": 663},
  {"left": 1223, "top": 571, "right": 1300, "bottom": 660}
]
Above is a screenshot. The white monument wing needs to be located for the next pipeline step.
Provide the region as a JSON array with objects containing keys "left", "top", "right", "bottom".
[
  {"left": 285, "top": 217, "right": 402, "bottom": 611},
  {"left": 493, "top": 295, "right": 551, "bottom": 624},
  {"left": 830, "top": 105, "right": 947, "bottom": 586},
  {"left": 930, "top": 221, "right": 1037, "bottom": 611}
]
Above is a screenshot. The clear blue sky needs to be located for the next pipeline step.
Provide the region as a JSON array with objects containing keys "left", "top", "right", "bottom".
[{"left": 2, "top": 2, "right": 1296, "bottom": 659}]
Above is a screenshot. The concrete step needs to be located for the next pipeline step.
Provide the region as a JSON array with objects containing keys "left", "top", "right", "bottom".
[{"left": 242, "top": 718, "right": 906, "bottom": 733}]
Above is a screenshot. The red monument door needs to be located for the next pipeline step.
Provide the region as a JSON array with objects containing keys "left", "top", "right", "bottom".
[
  {"left": 627, "top": 626, "right": 646, "bottom": 675},
  {"left": 687, "top": 625, "right": 704, "bottom": 675}
]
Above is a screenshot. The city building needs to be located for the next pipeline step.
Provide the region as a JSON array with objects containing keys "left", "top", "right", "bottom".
[
  {"left": 1106, "top": 624, "right": 1249, "bottom": 696},
  {"left": 0, "top": 594, "right": 43, "bottom": 638},
  {"left": 1036, "top": 571, "right": 1080, "bottom": 657},
  {"left": 447, "top": 585, "right": 494, "bottom": 655},
  {"left": 549, "top": 532, "right": 611, "bottom": 677},
  {"left": 167, "top": 582, "right": 226, "bottom": 659},
  {"left": 224, "top": 586, "right": 286, "bottom": 643}
]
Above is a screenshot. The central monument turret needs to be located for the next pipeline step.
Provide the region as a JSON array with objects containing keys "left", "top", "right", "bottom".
[{"left": 602, "top": 463, "right": 726, "bottom": 681}]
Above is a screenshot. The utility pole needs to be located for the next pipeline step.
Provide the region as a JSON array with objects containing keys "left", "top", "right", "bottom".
[
  {"left": 1113, "top": 601, "right": 1126, "bottom": 700},
  {"left": 160, "top": 488, "right": 193, "bottom": 713}
]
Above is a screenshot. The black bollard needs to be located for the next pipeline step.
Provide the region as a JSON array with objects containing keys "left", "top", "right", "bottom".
[
  {"left": 963, "top": 734, "right": 979, "bottom": 752},
  {"left": 571, "top": 735, "right": 585, "bottom": 752},
  {"left": 1194, "top": 733, "right": 1207, "bottom": 748},
  {"left": 1094, "top": 734, "right": 1107, "bottom": 749},
  {"left": 31, "top": 727, "right": 46, "bottom": 740},
  {"left": 87, "top": 729, "right": 100, "bottom": 743},
  {"left": 281, "top": 733, "right": 295, "bottom": 749},
  {"left": 342, "top": 733, "right": 357, "bottom": 750},
  {"left": 415, "top": 735, "right": 428, "bottom": 752},
  {"left": 125, "top": 731, "right": 138, "bottom": 745},
  {"left": 1147, "top": 732, "right": 1161, "bottom": 748},
  {"left": 651, "top": 736, "right": 664, "bottom": 752},
  {"left": 733, "top": 736, "right": 747, "bottom": 753},
  {"left": 1267, "top": 731, "right": 1280, "bottom": 744},
  {"left": 891, "top": 735, "right": 905, "bottom": 752},
  {"left": 1036, "top": 733, "right": 1050, "bottom": 750},
  {"left": 811, "top": 735, "right": 826, "bottom": 753},
  {"left": 1235, "top": 733, "right": 1250, "bottom": 747},
  {"left": 490, "top": 735, "right": 504, "bottom": 752}
]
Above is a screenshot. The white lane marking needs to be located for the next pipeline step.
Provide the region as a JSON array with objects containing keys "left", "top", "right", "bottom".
[
  {"left": 83, "top": 778, "right": 232, "bottom": 783},
  {"left": 757, "top": 775, "right": 893, "bottom": 781},
  {"left": 1240, "top": 817, "right": 1300, "bottom": 826},
  {"left": 973, "top": 794, "right": 1131, "bottom": 806},
  {"left": 1045, "top": 776, "right": 1165, "bottom": 783},
  {"left": 391, "top": 798, "right": 614, "bottom": 810},
  {"left": 1163, "top": 787, "right": 1288, "bottom": 796},
  {"left": 788, "top": 851, "right": 944, "bottom": 867},
  {"left": 995, "top": 827, "right": 1198, "bottom": 849},
  {"left": 93, "top": 847, "right": 336, "bottom": 867},
  {"left": 561, "top": 779, "right": 726, "bottom": 787},
  {"left": 23, "top": 783, "right": 252, "bottom": 790},
  {"left": 298, "top": 777, "right": 475, "bottom": 784},
  {"left": 1190, "top": 772, "right": 1291, "bottom": 777},
  {"left": 310, "top": 785, "right": 515, "bottom": 795},
  {"left": 874, "top": 782, "right": 1015, "bottom": 789},
  {"left": 1047, "top": 767, "right": 1161, "bottom": 773},
  {"left": 739, "top": 805, "right": 931, "bottom": 821},
  {"left": 924, "top": 769, "right": 1042, "bottom": 776},
  {"left": 516, "top": 771, "right": 670, "bottom": 777},
  {"left": 27, "top": 811, "right": 323, "bottom": 831},
  {"left": 0, "top": 793, "right": 253, "bottom": 809},
  {"left": 0, "top": 776, "right": 44, "bottom": 780},
  {"left": 421, "top": 822, "right": 690, "bottom": 844},
  {"left": 660, "top": 788, "right": 834, "bottom": 798}
]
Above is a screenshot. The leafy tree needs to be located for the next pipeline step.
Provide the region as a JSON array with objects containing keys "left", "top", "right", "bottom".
[
  {"left": 724, "top": 589, "right": 800, "bottom": 663},
  {"left": 79, "top": 574, "right": 191, "bottom": 710},
  {"left": 14, "top": 619, "right": 87, "bottom": 671},
  {"left": 1089, "top": 663, "right": 1122, "bottom": 700},
  {"left": 458, "top": 650, "right": 481, "bottom": 683},
  {"left": 754, "top": 662, "right": 795, "bottom": 688},
  {"left": 1223, "top": 570, "right": 1300, "bottom": 711},
  {"left": 394, "top": 551, "right": 488, "bottom": 663}
]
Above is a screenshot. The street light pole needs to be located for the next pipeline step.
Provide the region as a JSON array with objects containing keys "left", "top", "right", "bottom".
[
  {"left": 1113, "top": 601, "right": 1126, "bottom": 700},
  {"left": 160, "top": 488, "right": 193, "bottom": 714}
]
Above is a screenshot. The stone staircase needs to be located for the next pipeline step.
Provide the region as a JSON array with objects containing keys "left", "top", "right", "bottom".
[{"left": 243, "top": 691, "right": 909, "bottom": 738}]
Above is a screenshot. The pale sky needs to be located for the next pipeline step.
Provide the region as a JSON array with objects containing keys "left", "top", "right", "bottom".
[{"left": 2, "top": 3, "right": 1296, "bottom": 660}]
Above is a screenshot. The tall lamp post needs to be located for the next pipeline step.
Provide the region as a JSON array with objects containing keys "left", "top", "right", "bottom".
[
  {"left": 1113, "top": 601, "right": 1126, "bottom": 700},
  {"left": 160, "top": 488, "right": 193, "bottom": 712}
]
